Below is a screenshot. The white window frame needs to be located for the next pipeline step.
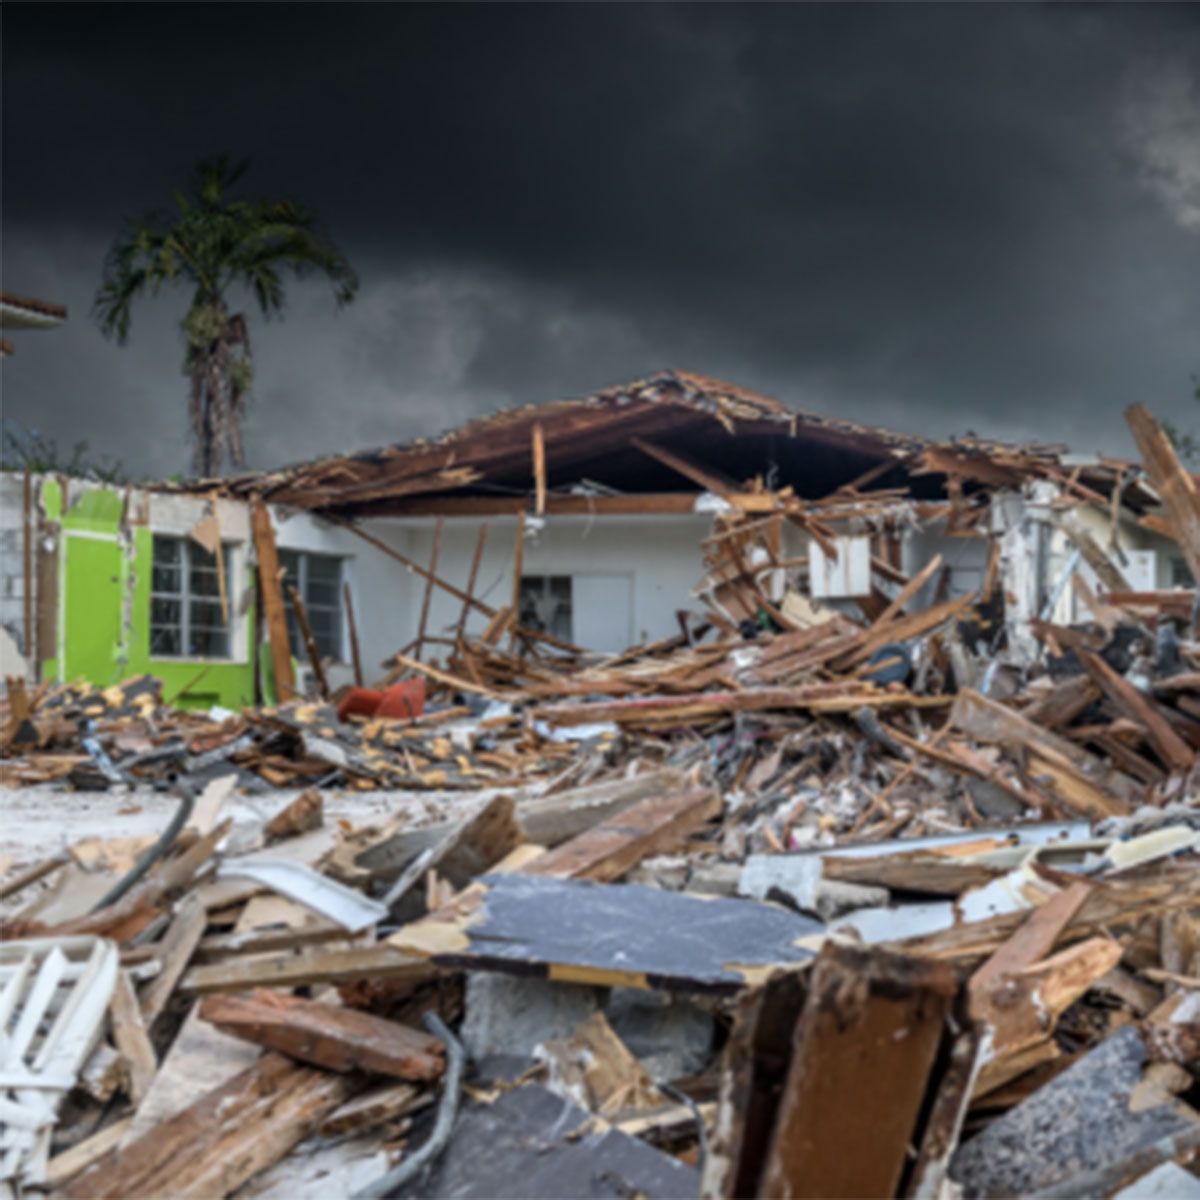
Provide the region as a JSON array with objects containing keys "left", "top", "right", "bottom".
[
  {"left": 149, "top": 534, "right": 236, "bottom": 661},
  {"left": 278, "top": 549, "right": 344, "bottom": 662}
]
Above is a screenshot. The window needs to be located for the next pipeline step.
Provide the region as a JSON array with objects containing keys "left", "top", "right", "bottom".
[
  {"left": 150, "top": 535, "right": 233, "bottom": 658},
  {"left": 518, "top": 575, "right": 572, "bottom": 641},
  {"left": 278, "top": 550, "right": 343, "bottom": 661},
  {"left": 1169, "top": 555, "right": 1194, "bottom": 589}
]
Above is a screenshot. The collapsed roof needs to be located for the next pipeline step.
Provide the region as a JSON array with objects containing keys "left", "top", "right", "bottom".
[{"left": 193, "top": 370, "right": 1155, "bottom": 516}]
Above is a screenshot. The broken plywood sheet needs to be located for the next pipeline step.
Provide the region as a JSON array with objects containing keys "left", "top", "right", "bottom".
[
  {"left": 758, "top": 941, "right": 959, "bottom": 1200},
  {"left": 389, "top": 873, "right": 823, "bottom": 993},
  {"left": 951, "top": 1025, "right": 1200, "bottom": 1198},
  {"left": 391, "top": 1082, "right": 698, "bottom": 1199}
]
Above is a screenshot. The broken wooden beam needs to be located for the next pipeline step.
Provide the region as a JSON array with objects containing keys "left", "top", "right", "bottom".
[
  {"left": 199, "top": 990, "right": 445, "bottom": 1081},
  {"left": 61, "top": 1053, "right": 356, "bottom": 1200}
]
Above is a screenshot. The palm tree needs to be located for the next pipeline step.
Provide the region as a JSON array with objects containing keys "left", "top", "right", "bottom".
[{"left": 95, "top": 157, "right": 357, "bottom": 476}]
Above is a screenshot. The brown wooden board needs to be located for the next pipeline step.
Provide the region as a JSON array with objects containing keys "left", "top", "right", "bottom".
[
  {"left": 758, "top": 942, "right": 960, "bottom": 1200},
  {"left": 199, "top": 990, "right": 445, "bottom": 1080}
]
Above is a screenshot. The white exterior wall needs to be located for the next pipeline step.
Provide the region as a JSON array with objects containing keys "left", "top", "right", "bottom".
[
  {"left": 0, "top": 474, "right": 30, "bottom": 676},
  {"left": 378, "top": 514, "right": 713, "bottom": 663}
]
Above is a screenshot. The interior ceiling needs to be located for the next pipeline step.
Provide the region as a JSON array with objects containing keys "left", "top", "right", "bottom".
[{"left": 459, "top": 421, "right": 942, "bottom": 502}]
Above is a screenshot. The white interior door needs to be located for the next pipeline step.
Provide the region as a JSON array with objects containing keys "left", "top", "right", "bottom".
[{"left": 572, "top": 573, "right": 634, "bottom": 652}]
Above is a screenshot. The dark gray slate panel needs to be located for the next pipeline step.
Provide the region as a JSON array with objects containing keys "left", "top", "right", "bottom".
[
  {"left": 951, "top": 1026, "right": 1200, "bottom": 1198},
  {"left": 437, "top": 873, "right": 822, "bottom": 994},
  {"left": 395, "top": 1083, "right": 699, "bottom": 1199}
]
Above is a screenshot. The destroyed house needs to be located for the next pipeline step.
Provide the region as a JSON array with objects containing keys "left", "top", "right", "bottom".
[{"left": 0, "top": 368, "right": 1190, "bottom": 706}]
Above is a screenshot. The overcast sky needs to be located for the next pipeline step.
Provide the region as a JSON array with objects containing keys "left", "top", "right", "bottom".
[{"left": 3, "top": 3, "right": 1199, "bottom": 479}]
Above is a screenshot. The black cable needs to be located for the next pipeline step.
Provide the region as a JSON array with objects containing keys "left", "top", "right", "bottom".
[
  {"left": 89, "top": 779, "right": 197, "bottom": 912},
  {"left": 352, "top": 1012, "right": 465, "bottom": 1199}
]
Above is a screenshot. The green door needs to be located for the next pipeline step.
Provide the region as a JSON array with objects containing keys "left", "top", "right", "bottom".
[{"left": 63, "top": 535, "right": 125, "bottom": 686}]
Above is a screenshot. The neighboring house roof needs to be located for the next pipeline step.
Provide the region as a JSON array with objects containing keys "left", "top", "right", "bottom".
[{"left": 191, "top": 369, "right": 1150, "bottom": 517}]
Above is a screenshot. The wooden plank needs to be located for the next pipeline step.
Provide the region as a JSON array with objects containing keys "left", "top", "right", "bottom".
[
  {"left": 1076, "top": 649, "right": 1194, "bottom": 772},
  {"left": 1126, "top": 403, "right": 1200, "bottom": 584},
  {"left": 630, "top": 435, "right": 738, "bottom": 497},
  {"left": 22, "top": 468, "right": 33, "bottom": 672},
  {"left": 180, "top": 942, "right": 435, "bottom": 995},
  {"left": 251, "top": 496, "right": 294, "bottom": 702},
  {"left": 45, "top": 1117, "right": 134, "bottom": 1190},
  {"left": 969, "top": 880, "right": 1092, "bottom": 1000},
  {"left": 532, "top": 421, "right": 547, "bottom": 515},
  {"left": 199, "top": 990, "right": 445, "bottom": 1080},
  {"left": 872, "top": 552, "right": 943, "bottom": 626},
  {"left": 524, "top": 787, "right": 720, "bottom": 883},
  {"left": 413, "top": 515, "right": 444, "bottom": 661},
  {"left": 758, "top": 942, "right": 958, "bottom": 1199},
  {"left": 951, "top": 688, "right": 1134, "bottom": 818},
  {"left": 455, "top": 522, "right": 489, "bottom": 646},
  {"left": 287, "top": 583, "right": 329, "bottom": 698},
  {"left": 138, "top": 893, "right": 208, "bottom": 1026},
  {"left": 320, "top": 1081, "right": 425, "bottom": 1136},
  {"left": 109, "top": 969, "right": 157, "bottom": 1105},
  {"left": 971, "top": 936, "right": 1122, "bottom": 1096},
  {"left": 63, "top": 1053, "right": 356, "bottom": 1200},
  {"left": 377, "top": 792, "right": 523, "bottom": 921},
  {"left": 1053, "top": 510, "right": 1131, "bottom": 593},
  {"left": 343, "top": 581, "right": 364, "bottom": 687}
]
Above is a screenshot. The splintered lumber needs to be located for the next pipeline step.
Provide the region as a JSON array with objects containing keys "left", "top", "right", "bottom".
[
  {"left": 1076, "top": 649, "right": 1194, "bottom": 772},
  {"left": 62, "top": 1053, "right": 356, "bottom": 1200},
  {"left": 349, "top": 768, "right": 687, "bottom": 877},
  {"left": 287, "top": 583, "right": 330, "bottom": 698},
  {"left": 251, "top": 497, "right": 295, "bottom": 702},
  {"left": 533, "top": 684, "right": 942, "bottom": 728},
  {"left": 360, "top": 792, "right": 520, "bottom": 897},
  {"left": 1053, "top": 510, "right": 1131, "bottom": 592},
  {"left": 377, "top": 792, "right": 523, "bottom": 919},
  {"left": 180, "top": 942, "right": 436, "bottom": 995},
  {"left": 950, "top": 688, "right": 1135, "bottom": 818},
  {"left": 969, "top": 880, "right": 1093, "bottom": 999},
  {"left": 200, "top": 990, "right": 445, "bottom": 1080},
  {"left": 264, "top": 788, "right": 324, "bottom": 842},
  {"left": 754, "top": 942, "right": 959, "bottom": 1200},
  {"left": 319, "top": 1081, "right": 426, "bottom": 1136},
  {"left": 138, "top": 892, "right": 207, "bottom": 1025},
  {"left": 109, "top": 970, "right": 157, "bottom": 1104},
  {"left": 344, "top": 581, "right": 364, "bottom": 686},
  {"left": 971, "top": 936, "right": 1123, "bottom": 1097},
  {"left": 389, "top": 872, "right": 823, "bottom": 994},
  {"left": 1126, "top": 403, "right": 1200, "bottom": 585},
  {"left": 45, "top": 1117, "right": 134, "bottom": 1190},
  {"left": 871, "top": 551, "right": 943, "bottom": 626},
  {"left": 523, "top": 786, "right": 720, "bottom": 883}
]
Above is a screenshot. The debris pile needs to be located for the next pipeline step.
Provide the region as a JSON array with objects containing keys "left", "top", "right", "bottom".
[{"left": 1, "top": 400, "right": 1199, "bottom": 1197}]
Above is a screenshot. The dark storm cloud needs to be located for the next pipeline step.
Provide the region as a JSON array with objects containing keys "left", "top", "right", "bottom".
[{"left": 3, "top": 3, "right": 1199, "bottom": 478}]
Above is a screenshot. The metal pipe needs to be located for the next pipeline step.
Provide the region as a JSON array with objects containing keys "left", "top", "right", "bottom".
[
  {"left": 352, "top": 1012, "right": 464, "bottom": 1200},
  {"left": 89, "top": 780, "right": 196, "bottom": 912}
]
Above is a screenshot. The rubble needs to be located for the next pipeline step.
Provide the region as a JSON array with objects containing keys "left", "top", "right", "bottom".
[{"left": 1, "top": 399, "right": 1198, "bottom": 1196}]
